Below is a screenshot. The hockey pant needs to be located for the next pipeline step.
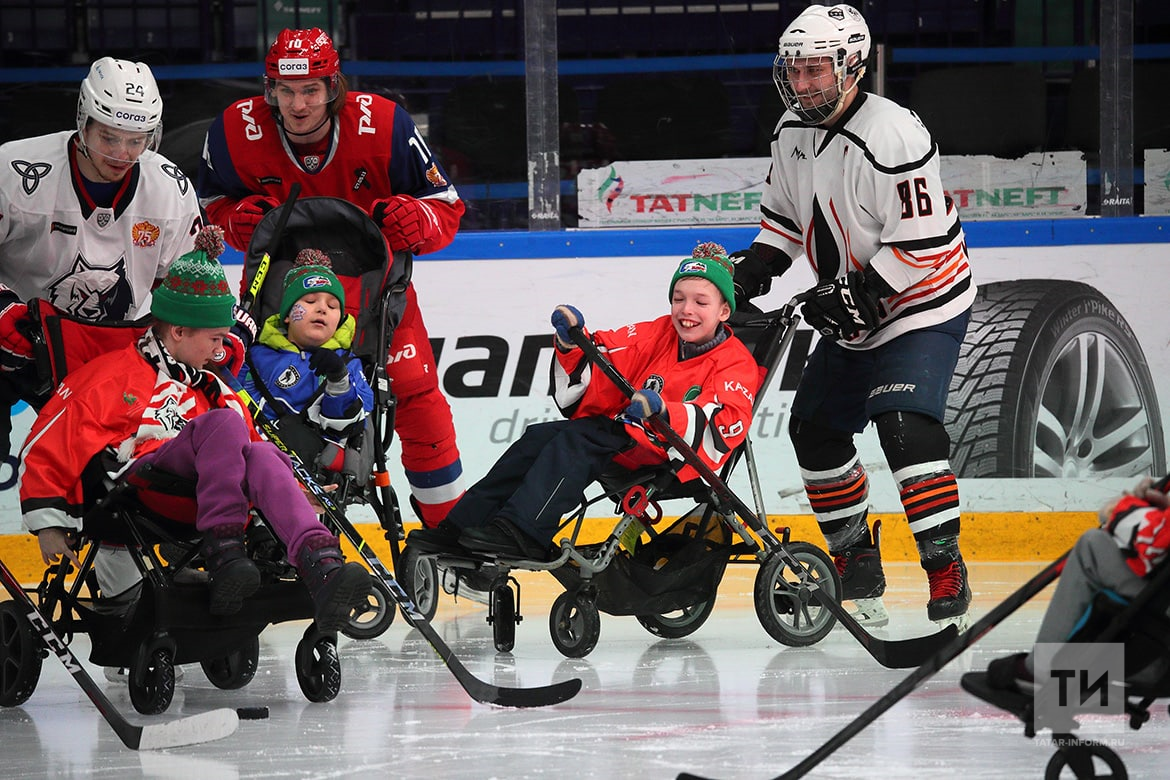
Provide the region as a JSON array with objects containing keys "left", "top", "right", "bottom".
[{"left": 389, "top": 284, "right": 465, "bottom": 527}]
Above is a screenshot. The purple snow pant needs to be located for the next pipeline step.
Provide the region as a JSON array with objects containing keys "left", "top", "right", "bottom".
[{"left": 132, "top": 408, "right": 329, "bottom": 561}]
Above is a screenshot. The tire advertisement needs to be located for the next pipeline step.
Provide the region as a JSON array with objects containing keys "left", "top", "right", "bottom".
[{"left": 0, "top": 237, "right": 1166, "bottom": 533}]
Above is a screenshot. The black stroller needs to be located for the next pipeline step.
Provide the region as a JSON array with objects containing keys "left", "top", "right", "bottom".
[
  {"left": 0, "top": 300, "right": 342, "bottom": 715},
  {"left": 403, "top": 299, "right": 845, "bottom": 658},
  {"left": 961, "top": 552, "right": 1170, "bottom": 778}
]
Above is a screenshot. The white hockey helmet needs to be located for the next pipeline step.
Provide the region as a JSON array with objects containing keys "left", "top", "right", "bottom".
[
  {"left": 76, "top": 57, "right": 163, "bottom": 150},
  {"left": 773, "top": 4, "right": 871, "bottom": 126}
]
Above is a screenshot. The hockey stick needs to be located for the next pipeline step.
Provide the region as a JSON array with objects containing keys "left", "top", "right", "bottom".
[
  {"left": 679, "top": 472, "right": 1170, "bottom": 780},
  {"left": 568, "top": 324, "right": 957, "bottom": 669},
  {"left": 675, "top": 554, "right": 1069, "bottom": 780},
  {"left": 241, "top": 182, "right": 302, "bottom": 311},
  {"left": 0, "top": 556, "right": 239, "bottom": 750},
  {"left": 216, "top": 369, "right": 582, "bottom": 708}
]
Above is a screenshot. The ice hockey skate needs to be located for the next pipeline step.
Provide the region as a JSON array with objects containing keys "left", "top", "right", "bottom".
[{"left": 833, "top": 520, "right": 889, "bottom": 628}]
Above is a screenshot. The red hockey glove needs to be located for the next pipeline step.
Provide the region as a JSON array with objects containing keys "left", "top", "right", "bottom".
[
  {"left": 209, "top": 331, "right": 247, "bottom": 375},
  {"left": 370, "top": 195, "right": 439, "bottom": 253},
  {"left": 225, "top": 195, "right": 279, "bottom": 250},
  {"left": 0, "top": 295, "right": 34, "bottom": 371}
]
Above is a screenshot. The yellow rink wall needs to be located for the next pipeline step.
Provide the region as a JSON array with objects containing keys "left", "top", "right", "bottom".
[{"left": 0, "top": 511, "right": 1096, "bottom": 585}]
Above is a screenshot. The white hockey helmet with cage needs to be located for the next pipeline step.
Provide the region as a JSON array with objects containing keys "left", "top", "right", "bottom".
[
  {"left": 773, "top": 4, "right": 871, "bottom": 126},
  {"left": 76, "top": 57, "right": 163, "bottom": 150}
]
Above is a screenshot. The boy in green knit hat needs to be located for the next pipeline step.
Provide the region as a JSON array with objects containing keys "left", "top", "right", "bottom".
[
  {"left": 239, "top": 248, "right": 374, "bottom": 475},
  {"left": 22, "top": 226, "right": 372, "bottom": 628}
]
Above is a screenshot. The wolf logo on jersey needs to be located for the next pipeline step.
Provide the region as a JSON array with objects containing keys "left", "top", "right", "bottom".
[{"left": 47, "top": 254, "right": 134, "bottom": 320}]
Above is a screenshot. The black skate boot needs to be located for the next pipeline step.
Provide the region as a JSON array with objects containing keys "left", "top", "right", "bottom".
[
  {"left": 832, "top": 520, "right": 888, "bottom": 627},
  {"left": 926, "top": 556, "right": 971, "bottom": 629},
  {"left": 296, "top": 535, "right": 373, "bottom": 632},
  {"left": 200, "top": 524, "right": 261, "bottom": 615}
]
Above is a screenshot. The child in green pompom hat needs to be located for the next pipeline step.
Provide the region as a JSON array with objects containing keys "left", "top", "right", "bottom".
[
  {"left": 239, "top": 248, "right": 373, "bottom": 475},
  {"left": 24, "top": 225, "right": 372, "bottom": 629}
]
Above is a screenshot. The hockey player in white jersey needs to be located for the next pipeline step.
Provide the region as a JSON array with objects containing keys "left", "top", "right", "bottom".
[
  {"left": 0, "top": 58, "right": 205, "bottom": 457},
  {"left": 731, "top": 4, "right": 975, "bottom": 629},
  {"left": 0, "top": 58, "right": 207, "bottom": 611}
]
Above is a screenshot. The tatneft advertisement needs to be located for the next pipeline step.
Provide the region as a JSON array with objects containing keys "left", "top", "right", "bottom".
[
  {"left": 577, "top": 152, "right": 1088, "bottom": 227},
  {"left": 1, "top": 239, "right": 1166, "bottom": 534}
]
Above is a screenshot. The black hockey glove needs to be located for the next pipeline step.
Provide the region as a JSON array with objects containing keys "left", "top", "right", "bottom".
[
  {"left": 729, "top": 248, "right": 774, "bottom": 304},
  {"left": 801, "top": 270, "right": 883, "bottom": 340},
  {"left": 308, "top": 348, "right": 349, "bottom": 384}
]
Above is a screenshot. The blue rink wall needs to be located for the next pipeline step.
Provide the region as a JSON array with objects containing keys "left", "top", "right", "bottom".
[{"left": 2, "top": 216, "right": 1169, "bottom": 580}]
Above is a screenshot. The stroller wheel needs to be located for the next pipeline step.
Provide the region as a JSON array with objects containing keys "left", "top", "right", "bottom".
[
  {"left": 490, "top": 585, "right": 517, "bottom": 653},
  {"left": 754, "top": 542, "right": 840, "bottom": 647},
  {"left": 129, "top": 637, "right": 177, "bottom": 715},
  {"left": 1044, "top": 739, "right": 1127, "bottom": 780},
  {"left": 636, "top": 598, "right": 716, "bottom": 639},
  {"left": 549, "top": 590, "right": 600, "bottom": 659},
  {"left": 295, "top": 625, "right": 341, "bottom": 703},
  {"left": 341, "top": 574, "right": 395, "bottom": 640},
  {"left": 398, "top": 546, "right": 439, "bottom": 621},
  {"left": 0, "top": 601, "right": 44, "bottom": 707},
  {"left": 201, "top": 634, "right": 260, "bottom": 690}
]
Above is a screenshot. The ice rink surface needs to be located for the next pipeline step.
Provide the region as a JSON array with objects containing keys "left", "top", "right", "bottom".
[{"left": 4, "top": 561, "right": 1168, "bottom": 779}]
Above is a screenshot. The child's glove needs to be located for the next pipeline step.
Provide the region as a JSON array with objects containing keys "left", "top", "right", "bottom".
[
  {"left": 551, "top": 304, "right": 584, "bottom": 350},
  {"left": 225, "top": 195, "right": 278, "bottom": 249},
  {"left": 625, "top": 389, "right": 664, "bottom": 420},
  {"left": 309, "top": 348, "right": 349, "bottom": 381},
  {"left": 370, "top": 195, "right": 438, "bottom": 253}
]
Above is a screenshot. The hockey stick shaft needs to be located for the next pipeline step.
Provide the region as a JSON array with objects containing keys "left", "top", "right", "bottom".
[
  {"left": 217, "top": 370, "right": 581, "bottom": 708},
  {"left": 0, "top": 556, "right": 239, "bottom": 750},
  {"left": 242, "top": 183, "right": 302, "bottom": 311},
  {"left": 567, "top": 325, "right": 955, "bottom": 669}
]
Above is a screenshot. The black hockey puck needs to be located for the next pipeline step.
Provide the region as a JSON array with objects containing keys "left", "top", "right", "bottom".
[{"left": 236, "top": 706, "right": 270, "bottom": 720}]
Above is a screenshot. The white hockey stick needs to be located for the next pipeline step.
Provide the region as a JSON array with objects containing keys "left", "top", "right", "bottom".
[{"left": 0, "top": 556, "right": 239, "bottom": 750}]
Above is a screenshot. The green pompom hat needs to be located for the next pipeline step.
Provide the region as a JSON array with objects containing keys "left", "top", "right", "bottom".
[
  {"left": 670, "top": 241, "right": 736, "bottom": 313},
  {"left": 280, "top": 248, "right": 346, "bottom": 320},
  {"left": 150, "top": 225, "right": 236, "bottom": 327}
]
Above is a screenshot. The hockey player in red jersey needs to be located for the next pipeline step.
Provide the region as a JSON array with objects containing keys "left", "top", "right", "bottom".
[
  {"left": 407, "top": 243, "right": 758, "bottom": 561},
  {"left": 730, "top": 4, "right": 974, "bottom": 629},
  {"left": 197, "top": 28, "right": 467, "bottom": 532}
]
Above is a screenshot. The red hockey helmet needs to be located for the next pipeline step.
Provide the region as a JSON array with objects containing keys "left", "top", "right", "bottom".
[{"left": 264, "top": 28, "right": 341, "bottom": 105}]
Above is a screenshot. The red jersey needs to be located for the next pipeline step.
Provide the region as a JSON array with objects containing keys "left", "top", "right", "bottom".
[
  {"left": 197, "top": 92, "right": 463, "bottom": 254},
  {"left": 553, "top": 315, "right": 759, "bottom": 482}
]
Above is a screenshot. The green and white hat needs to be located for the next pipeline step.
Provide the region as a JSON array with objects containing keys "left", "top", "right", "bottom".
[
  {"left": 150, "top": 225, "right": 236, "bottom": 327},
  {"left": 280, "top": 248, "right": 346, "bottom": 320},
  {"left": 670, "top": 241, "right": 736, "bottom": 313}
]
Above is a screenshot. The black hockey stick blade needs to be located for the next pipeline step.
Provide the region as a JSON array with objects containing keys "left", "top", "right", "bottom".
[
  {"left": 0, "top": 557, "right": 239, "bottom": 750},
  {"left": 568, "top": 327, "right": 957, "bottom": 669},
  {"left": 392, "top": 580, "right": 583, "bottom": 708},
  {"left": 765, "top": 552, "right": 1069, "bottom": 780},
  {"left": 217, "top": 371, "right": 582, "bottom": 708}
]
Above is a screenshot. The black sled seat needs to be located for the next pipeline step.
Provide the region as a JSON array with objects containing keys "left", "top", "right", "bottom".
[
  {"left": 242, "top": 196, "right": 416, "bottom": 638},
  {"left": 403, "top": 303, "right": 843, "bottom": 658},
  {"left": 961, "top": 555, "right": 1170, "bottom": 779},
  {"left": 0, "top": 300, "right": 344, "bottom": 716}
]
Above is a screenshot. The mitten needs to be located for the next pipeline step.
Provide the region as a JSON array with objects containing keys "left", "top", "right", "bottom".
[
  {"left": 370, "top": 195, "right": 439, "bottom": 253},
  {"left": 550, "top": 304, "right": 584, "bottom": 351},
  {"left": 225, "top": 195, "right": 278, "bottom": 249},
  {"left": 625, "top": 389, "right": 665, "bottom": 420}
]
